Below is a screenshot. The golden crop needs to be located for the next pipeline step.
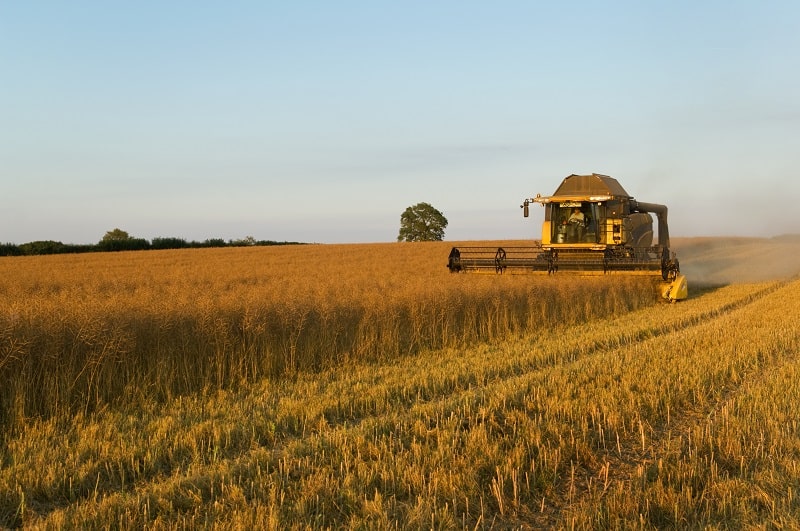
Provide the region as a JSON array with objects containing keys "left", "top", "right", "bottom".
[
  {"left": 0, "top": 242, "right": 655, "bottom": 431},
  {"left": 3, "top": 241, "right": 798, "bottom": 528}
]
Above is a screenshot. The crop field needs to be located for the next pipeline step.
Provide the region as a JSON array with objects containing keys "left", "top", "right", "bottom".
[{"left": 1, "top": 238, "right": 799, "bottom": 528}]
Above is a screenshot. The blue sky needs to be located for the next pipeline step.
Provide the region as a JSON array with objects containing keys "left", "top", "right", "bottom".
[{"left": 2, "top": 1, "right": 799, "bottom": 244}]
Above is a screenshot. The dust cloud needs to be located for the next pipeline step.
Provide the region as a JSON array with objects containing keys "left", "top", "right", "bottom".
[{"left": 672, "top": 235, "right": 800, "bottom": 285}]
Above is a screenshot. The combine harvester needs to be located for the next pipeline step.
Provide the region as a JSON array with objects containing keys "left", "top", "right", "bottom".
[{"left": 447, "top": 173, "right": 689, "bottom": 301}]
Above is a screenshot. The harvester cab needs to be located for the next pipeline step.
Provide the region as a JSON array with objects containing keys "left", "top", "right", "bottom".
[{"left": 448, "top": 173, "right": 688, "bottom": 301}]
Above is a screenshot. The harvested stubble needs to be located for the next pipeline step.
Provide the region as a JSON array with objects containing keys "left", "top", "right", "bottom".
[{"left": 0, "top": 242, "right": 656, "bottom": 431}]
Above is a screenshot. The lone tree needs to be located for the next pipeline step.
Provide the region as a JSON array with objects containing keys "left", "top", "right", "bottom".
[
  {"left": 101, "top": 228, "right": 131, "bottom": 242},
  {"left": 397, "top": 202, "right": 448, "bottom": 242}
]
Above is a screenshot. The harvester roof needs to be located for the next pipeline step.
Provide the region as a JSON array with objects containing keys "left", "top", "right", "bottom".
[{"left": 553, "top": 173, "right": 631, "bottom": 198}]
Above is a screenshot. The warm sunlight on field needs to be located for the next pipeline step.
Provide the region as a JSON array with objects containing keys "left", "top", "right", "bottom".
[
  {"left": 1, "top": 237, "right": 799, "bottom": 528},
  {"left": 0, "top": 242, "right": 655, "bottom": 431}
]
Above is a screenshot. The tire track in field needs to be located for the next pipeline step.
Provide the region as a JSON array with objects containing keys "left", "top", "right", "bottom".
[
  {"left": 545, "top": 279, "right": 800, "bottom": 528},
  {"left": 147, "top": 288, "right": 769, "bottom": 525},
  {"left": 230, "top": 280, "right": 790, "bottom": 528},
  {"left": 307, "top": 281, "right": 784, "bottom": 432}
]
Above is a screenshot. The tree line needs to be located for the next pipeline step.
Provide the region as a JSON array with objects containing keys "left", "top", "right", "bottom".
[
  {"left": 3, "top": 201, "right": 448, "bottom": 256},
  {"left": 0, "top": 228, "right": 304, "bottom": 256}
]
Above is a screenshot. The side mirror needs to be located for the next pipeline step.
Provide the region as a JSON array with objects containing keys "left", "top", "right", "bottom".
[{"left": 521, "top": 200, "right": 529, "bottom": 218}]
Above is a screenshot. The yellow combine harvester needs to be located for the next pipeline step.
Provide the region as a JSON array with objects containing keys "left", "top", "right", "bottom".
[{"left": 447, "top": 173, "right": 689, "bottom": 301}]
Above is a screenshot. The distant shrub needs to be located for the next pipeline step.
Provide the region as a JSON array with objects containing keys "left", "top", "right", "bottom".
[{"left": 18, "top": 240, "right": 67, "bottom": 255}]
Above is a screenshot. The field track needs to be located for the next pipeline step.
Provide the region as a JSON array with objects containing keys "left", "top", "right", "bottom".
[{"left": 3, "top": 264, "right": 798, "bottom": 528}]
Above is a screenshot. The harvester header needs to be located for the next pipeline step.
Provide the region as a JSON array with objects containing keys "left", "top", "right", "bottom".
[{"left": 448, "top": 173, "right": 688, "bottom": 301}]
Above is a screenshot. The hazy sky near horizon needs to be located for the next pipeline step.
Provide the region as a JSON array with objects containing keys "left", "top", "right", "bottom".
[{"left": 3, "top": 1, "right": 799, "bottom": 245}]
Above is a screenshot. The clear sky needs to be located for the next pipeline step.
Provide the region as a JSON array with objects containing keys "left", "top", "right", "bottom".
[{"left": 2, "top": 1, "right": 799, "bottom": 244}]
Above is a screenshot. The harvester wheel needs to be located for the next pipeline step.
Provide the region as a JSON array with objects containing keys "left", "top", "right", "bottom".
[
  {"left": 447, "top": 247, "right": 462, "bottom": 273},
  {"left": 547, "top": 251, "right": 557, "bottom": 274},
  {"left": 495, "top": 248, "right": 507, "bottom": 274}
]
